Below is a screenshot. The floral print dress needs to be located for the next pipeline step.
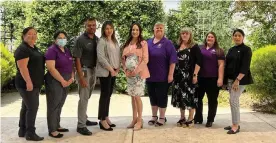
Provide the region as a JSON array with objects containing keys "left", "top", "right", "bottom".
[
  {"left": 125, "top": 54, "right": 145, "bottom": 96},
  {"left": 171, "top": 48, "right": 198, "bottom": 109}
]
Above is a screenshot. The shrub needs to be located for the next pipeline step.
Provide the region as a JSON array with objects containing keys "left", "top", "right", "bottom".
[
  {"left": 0, "top": 43, "right": 16, "bottom": 88},
  {"left": 115, "top": 69, "right": 127, "bottom": 93},
  {"left": 248, "top": 45, "right": 276, "bottom": 113}
]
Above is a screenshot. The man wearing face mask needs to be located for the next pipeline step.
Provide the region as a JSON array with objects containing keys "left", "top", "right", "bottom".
[
  {"left": 45, "top": 31, "right": 74, "bottom": 138},
  {"left": 72, "top": 17, "right": 99, "bottom": 135}
]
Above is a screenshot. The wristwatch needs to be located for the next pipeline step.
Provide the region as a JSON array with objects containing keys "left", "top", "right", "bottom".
[
  {"left": 193, "top": 74, "right": 198, "bottom": 77},
  {"left": 236, "top": 78, "right": 241, "bottom": 81}
]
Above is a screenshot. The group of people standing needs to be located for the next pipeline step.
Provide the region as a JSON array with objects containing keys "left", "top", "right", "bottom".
[{"left": 14, "top": 17, "right": 253, "bottom": 141}]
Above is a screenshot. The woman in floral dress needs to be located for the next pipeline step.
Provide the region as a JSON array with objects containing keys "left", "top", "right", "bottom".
[
  {"left": 171, "top": 28, "right": 202, "bottom": 127},
  {"left": 122, "top": 22, "right": 149, "bottom": 130}
]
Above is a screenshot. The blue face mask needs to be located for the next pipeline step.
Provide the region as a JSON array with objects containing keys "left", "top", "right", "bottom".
[{"left": 57, "top": 39, "right": 67, "bottom": 47}]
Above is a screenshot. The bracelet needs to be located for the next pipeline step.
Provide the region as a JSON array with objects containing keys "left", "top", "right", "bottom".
[
  {"left": 236, "top": 78, "right": 240, "bottom": 81},
  {"left": 193, "top": 74, "right": 198, "bottom": 77}
]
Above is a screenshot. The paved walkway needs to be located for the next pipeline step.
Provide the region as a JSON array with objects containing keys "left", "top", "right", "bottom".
[{"left": 1, "top": 89, "right": 276, "bottom": 143}]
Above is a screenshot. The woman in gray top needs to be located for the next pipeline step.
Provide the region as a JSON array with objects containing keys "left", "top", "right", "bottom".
[{"left": 96, "top": 21, "right": 120, "bottom": 131}]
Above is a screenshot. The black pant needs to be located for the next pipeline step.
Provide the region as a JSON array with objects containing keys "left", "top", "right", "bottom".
[
  {"left": 45, "top": 72, "right": 70, "bottom": 132},
  {"left": 98, "top": 74, "right": 116, "bottom": 120},
  {"left": 18, "top": 88, "right": 40, "bottom": 133},
  {"left": 146, "top": 81, "right": 170, "bottom": 108},
  {"left": 195, "top": 77, "right": 219, "bottom": 122}
]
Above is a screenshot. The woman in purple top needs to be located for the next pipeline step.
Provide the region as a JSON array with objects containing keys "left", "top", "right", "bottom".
[
  {"left": 147, "top": 22, "right": 178, "bottom": 126},
  {"left": 45, "top": 31, "right": 74, "bottom": 138},
  {"left": 171, "top": 28, "right": 202, "bottom": 128},
  {"left": 194, "top": 32, "right": 225, "bottom": 127}
]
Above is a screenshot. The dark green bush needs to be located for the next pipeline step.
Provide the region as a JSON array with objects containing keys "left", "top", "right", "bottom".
[
  {"left": 115, "top": 69, "right": 127, "bottom": 94},
  {"left": 1, "top": 43, "right": 16, "bottom": 88},
  {"left": 248, "top": 45, "right": 276, "bottom": 113}
]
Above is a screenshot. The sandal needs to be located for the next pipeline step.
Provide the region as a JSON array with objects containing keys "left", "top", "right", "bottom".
[
  {"left": 184, "top": 119, "right": 194, "bottom": 128},
  {"left": 148, "top": 116, "right": 158, "bottom": 125},
  {"left": 177, "top": 118, "right": 186, "bottom": 127},
  {"left": 155, "top": 117, "right": 167, "bottom": 127}
]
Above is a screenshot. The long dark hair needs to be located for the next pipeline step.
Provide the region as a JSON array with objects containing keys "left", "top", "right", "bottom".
[
  {"left": 122, "top": 22, "right": 144, "bottom": 49},
  {"left": 233, "top": 29, "right": 245, "bottom": 37},
  {"left": 101, "top": 20, "right": 118, "bottom": 44},
  {"left": 22, "top": 27, "right": 36, "bottom": 41},
  {"left": 204, "top": 32, "right": 223, "bottom": 57}
]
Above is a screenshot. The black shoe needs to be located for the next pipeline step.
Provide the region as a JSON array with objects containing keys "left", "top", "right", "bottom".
[
  {"left": 18, "top": 128, "right": 26, "bottom": 137},
  {"left": 57, "top": 128, "right": 69, "bottom": 132},
  {"left": 155, "top": 117, "right": 167, "bottom": 127},
  {"left": 224, "top": 125, "right": 240, "bottom": 130},
  {"left": 148, "top": 116, "right": 158, "bottom": 125},
  {"left": 49, "top": 132, "right": 63, "bottom": 138},
  {"left": 109, "top": 123, "right": 116, "bottom": 127},
  {"left": 184, "top": 119, "right": 194, "bottom": 128},
  {"left": 86, "top": 120, "right": 98, "bottom": 126},
  {"left": 224, "top": 126, "right": 232, "bottom": 130},
  {"left": 25, "top": 132, "right": 44, "bottom": 141},
  {"left": 177, "top": 118, "right": 186, "bottom": 127},
  {"left": 99, "top": 121, "right": 113, "bottom": 131},
  {"left": 205, "top": 122, "right": 213, "bottom": 127},
  {"left": 227, "top": 128, "right": 240, "bottom": 134},
  {"left": 77, "top": 127, "right": 92, "bottom": 136}
]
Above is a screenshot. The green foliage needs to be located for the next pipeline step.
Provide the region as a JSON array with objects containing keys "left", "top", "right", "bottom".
[
  {"left": 249, "top": 45, "right": 276, "bottom": 113},
  {"left": 233, "top": 1, "right": 276, "bottom": 50},
  {"left": 0, "top": 43, "right": 16, "bottom": 87},
  {"left": 2, "top": 1, "right": 165, "bottom": 93},
  {"left": 115, "top": 69, "right": 127, "bottom": 94},
  {"left": 166, "top": 1, "right": 233, "bottom": 51}
]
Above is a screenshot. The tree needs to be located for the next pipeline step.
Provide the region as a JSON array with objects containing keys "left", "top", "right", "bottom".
[
  {"left": 1, "top": 0, "right": 165, "bottom": 93},
  {"left": 2, "top": 1, "right": 164, "bottom": 51},
  {"left": 167, "top": 1, "right": 234, "bottom": 51},
  {"left": 233, "top": 1, "right": 276, "bottom": 50}
]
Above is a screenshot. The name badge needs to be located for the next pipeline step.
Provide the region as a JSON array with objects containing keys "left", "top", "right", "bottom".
[{"left": 157, "top": 43, "right": 162, "bottom": 48}]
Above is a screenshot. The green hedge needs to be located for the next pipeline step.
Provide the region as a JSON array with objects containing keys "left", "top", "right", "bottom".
[
  {"left": 1, "top": 43, "right": 16, "bottom": 88},
  {"left": 249, "top": 45, "right": 276, "bottom": 113}
]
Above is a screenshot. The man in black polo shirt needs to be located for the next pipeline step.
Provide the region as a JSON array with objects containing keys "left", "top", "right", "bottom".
[{"left": 72, "top": 17, "right": 99, "bottom": 136}]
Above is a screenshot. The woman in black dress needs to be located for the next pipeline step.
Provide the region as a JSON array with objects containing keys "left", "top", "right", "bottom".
[{"left": 171, "top": 28, "right": 202, "bottom": 127}]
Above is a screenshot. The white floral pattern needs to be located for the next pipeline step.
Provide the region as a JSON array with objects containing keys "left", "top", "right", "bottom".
[{"left": 125, "top": 54, "right": 145, "bottom": 96}]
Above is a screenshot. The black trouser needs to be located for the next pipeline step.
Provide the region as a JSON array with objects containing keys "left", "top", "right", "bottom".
[
  {"left": 18, "top": 88, "right": 40, "bottom": 134},
  {"left": 98, "top": 74, "right": 116, "bottom": 120},
  {"left": 45, "top": 72, "right": 70, "bottom": 132},
  {"left": 195, "top": 77, "right": 219, "bottom": 122},
  {"left": 146, "top": 81, "right": 170, "bottom": 108}
]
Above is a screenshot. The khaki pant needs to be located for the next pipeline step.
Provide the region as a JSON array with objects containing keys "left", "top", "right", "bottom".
[{"left": 76, "top": 68, "right": 96, "bottom": 128}]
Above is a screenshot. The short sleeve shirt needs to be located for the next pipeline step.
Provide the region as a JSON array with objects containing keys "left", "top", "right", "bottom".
[
  {"left": 147, "top": 37, "right": 178, "bottom": 82},
  {"left": 199, "top": 45, "right": 225, "bottom": 77},
  {"left": 45, "top": 44, "right": 73, "bottom": 74},
  {"left": 14, "top": 42, "right": 45, "bottom": 89},
  {"left": 72, "top": 32, "right": 98, "bottom": 68}
]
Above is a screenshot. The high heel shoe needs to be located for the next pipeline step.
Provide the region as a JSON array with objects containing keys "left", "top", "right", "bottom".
[
  {"left": 134, "top": 119, "right": 143, "bottom": 131},
  {"left": 177, "top": 118, "right": 186, "bottom": 127},
  {"left": 148, "top": 116, "right": 158, "bottom": 125},
  {"left": 127, "top": 120, "right": 137, "bottom": 128},
  {"left": 99, "top": 121, "right": 113, "bottom": 131},
  {"left": 184, "top": 119, "right": 194, "bottom": 128},
  {"left": 155, "top": 117, "right": 167, "bottom": 127}
]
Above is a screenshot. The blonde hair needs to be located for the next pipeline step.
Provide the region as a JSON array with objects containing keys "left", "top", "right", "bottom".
[{"left": 177, "top": 27, "right": 195, "bottom": 48}]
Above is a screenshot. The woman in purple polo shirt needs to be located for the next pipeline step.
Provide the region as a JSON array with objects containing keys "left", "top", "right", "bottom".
[
  {"left": 194, "top": 32, "right": 225, "bottom": 128},
  {"left": 45, "top": 31, "right": 74, "bottom": 138},
  {"left": 171, "top": 27, "right": 202, "bottom": 128},
  {"left": 147, "top": 22, "right": 178, "bottom": 126}
]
